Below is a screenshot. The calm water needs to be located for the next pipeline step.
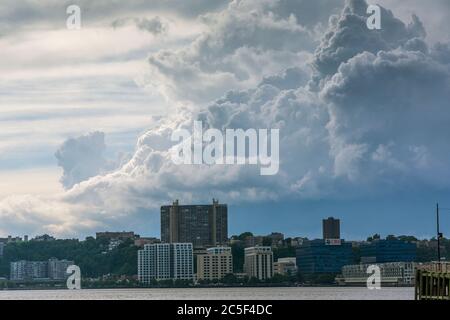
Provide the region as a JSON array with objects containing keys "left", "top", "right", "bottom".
[{"left": 0, "top": 287, "right": 414, "bottom": 300}]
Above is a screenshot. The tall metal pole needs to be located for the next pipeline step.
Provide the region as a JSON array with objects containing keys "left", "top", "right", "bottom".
[{"left": 437, "top": 203, "right": 441, "bottom": 262}]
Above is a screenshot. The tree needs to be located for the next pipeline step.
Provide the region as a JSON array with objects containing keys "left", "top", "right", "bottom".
[{"left": 238, "top": 232, "right": 253, "bottom": 241}]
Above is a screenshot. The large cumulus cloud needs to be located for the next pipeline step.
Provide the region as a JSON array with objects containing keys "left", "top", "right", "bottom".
[
  {"left": 1, "top": 0, "right": 449, "bottom": 237},
  {"left": 55, "top": 132, "right": 119, "bottom": 189},
  {"left": 145, "top": 0, "right": 345, "bottom": 104}
]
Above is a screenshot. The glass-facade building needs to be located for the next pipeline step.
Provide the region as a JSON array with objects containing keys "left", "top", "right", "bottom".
[
  {"left": 360, "top": 239, "right": 416, "bottom": 263},
  {"left": 296, "top": 240, "right": 353, "bottom": 275}
]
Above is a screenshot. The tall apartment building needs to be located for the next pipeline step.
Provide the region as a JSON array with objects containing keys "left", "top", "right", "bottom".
[
  {"left": 197, "top": 247, "right": 233, "bottom": 281},
  {"left": 0, "top": 242, "right": 4, "bottom": 258},
  {"left": 161, "top": 199, "right": 228, "bottom": 248},
  {"left": 244, "top": 246, "right": 274, "bottom": 280},
  {"left": 323, "top": 217, "right": 340, "bottom": 239},
  {"left": 48, "top": 258, "right": 74, "bottom": 280},
  {"left": 138, "top": 243, "right": 193, "bottom": 284}
]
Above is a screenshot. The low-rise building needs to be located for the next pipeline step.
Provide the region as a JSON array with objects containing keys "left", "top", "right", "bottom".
[
  {"left": 296, "top": 239, "right": 353, "bottom": 275},
  {"left": 0, "top": 236, "right": 22, "bottom": 243},
  {"left": 32, "top": 234, "right": 56, "bottom": 242},
  {"left": 134, "top": 237, "right": 160, "bottom": 248},
  {"left": 197, "top": 247, "right": 233, "bottom": 281},
  {"left": 360, "top": 239, "right": 416, "bottom": 263},
  {"left": 244, "top": 236, "right": 264, "bottom": 248},
  {"left": 337, "top": 262, "right": 417, "bottom": 286},
  {"left": 96, "top": 231, "right": 136, "bottom": 241},
  {"left": 274, "top": 257, "right": 297, "bottom": 276}
]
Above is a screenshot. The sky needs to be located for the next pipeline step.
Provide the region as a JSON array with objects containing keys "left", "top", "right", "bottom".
[{"left": 0, "top": 0, "right": 449, "bottom": 240}]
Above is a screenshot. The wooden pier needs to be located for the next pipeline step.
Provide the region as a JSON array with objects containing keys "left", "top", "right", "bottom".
[{"left": 415, "top": 262, "right": 450, "bottom": 300}]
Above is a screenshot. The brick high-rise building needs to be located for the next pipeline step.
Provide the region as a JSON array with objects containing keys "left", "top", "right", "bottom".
[
  {"left": 161, "top": 199, "right": 228, "bottom": 248},
  {"left": 322, "top": 217, "right": 340, "bottom": 240}
]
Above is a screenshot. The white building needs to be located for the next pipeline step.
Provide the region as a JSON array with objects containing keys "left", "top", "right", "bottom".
[
  {"left": 273, "top": 257, "right": 297, "bottom": 276},
  {"left": 197, "top": 246, "right": 233, "bottom": 281},
  {"left": 244, "top": 246, "right": 273, "bottom": 280},
  {"left": 138, "top": 243, "right": 193, "bottom": 284},
  {"left": 338, "top": 262, "right": 417, "bottom": 286}
]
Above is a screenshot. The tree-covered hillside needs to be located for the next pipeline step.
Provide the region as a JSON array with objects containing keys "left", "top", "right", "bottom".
[{"left": 0, "top": 237, "right": 138, "bottom": 278}]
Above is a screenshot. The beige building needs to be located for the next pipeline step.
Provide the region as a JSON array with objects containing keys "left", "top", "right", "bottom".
[
  {"left": 273, "top": 257, "right": 297, "bottom": 276},
  {"left": 197, "top": 247, "right": 233, "bottom": 281},
  {"left": 244, "top": 246, "right": 273, "bottom": 280}
]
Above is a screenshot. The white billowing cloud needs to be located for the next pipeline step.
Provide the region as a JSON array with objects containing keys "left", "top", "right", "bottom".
[
  {"left": 1, "top": 0, "right": 450, "bottom": 237},
  {"left": 55, "top": 132, "right": 117, "bottom": 189},
  {"left": 322, "top": 48, "right": 450, "bottom": 187},
  {"left": 311, "top": 0, "right": 426, "bottom": 84},
  {"left": 146, "top": 0, "right": 333, "bottom": 104}
]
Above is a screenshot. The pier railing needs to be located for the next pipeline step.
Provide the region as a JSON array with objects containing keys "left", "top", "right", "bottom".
[{"left": 415, "top": 262, "right": 450, "bottom": 300}]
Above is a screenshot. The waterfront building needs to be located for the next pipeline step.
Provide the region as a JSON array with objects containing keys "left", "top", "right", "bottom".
[
  {"left": 48, "top": 258, "right": 74, "bottom": 280},
  {"left": 197, "top": 247, "right": 233, "bottom": 281},
  {"left": 138, "top": 243, "right": 193, "bottom": 284},
  {"left": 338, "top": 262, "right": 417, "bottom": 286},
  {"left": 296, "top": 239, "right": 353, "bottom": 275},
  {"left": 10, "top": 258, "right": 74, "bottom": 281},
  {"left": 323, "top": 217, "right": 340, "bottom": 240},
  {"left": 360, "top": 239, "right": 416, "bottom": 263},
  {"left": 273, "top": 257, "right": 297, "bottom": 276},
  {"left": 161, "top": 199, "right": 228, "bottom": 248},
  {"left": 10, "top": 261, "right": 28, "bottom": 281},
  {"left": 244, "top": 246, "right": 273, "bottom": 280}
]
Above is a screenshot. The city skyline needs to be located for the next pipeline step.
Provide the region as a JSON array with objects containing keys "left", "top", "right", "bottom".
[
  {"left": 0, "top": 0, "right": 449, "bottom": 241},
  {"left": 0, "top": 206, "right": 445, "bottom": 243}
]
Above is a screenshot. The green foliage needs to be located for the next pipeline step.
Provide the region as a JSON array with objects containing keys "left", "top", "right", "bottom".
[
  {"left": 0, "top": 238, "right": 138, "bottom": 278},
  {"left": 237, "top": 232, "right": 253, "bottom": 241},
  {"left": 272, "top": 246, "right": 296, "bottom": 261}
]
